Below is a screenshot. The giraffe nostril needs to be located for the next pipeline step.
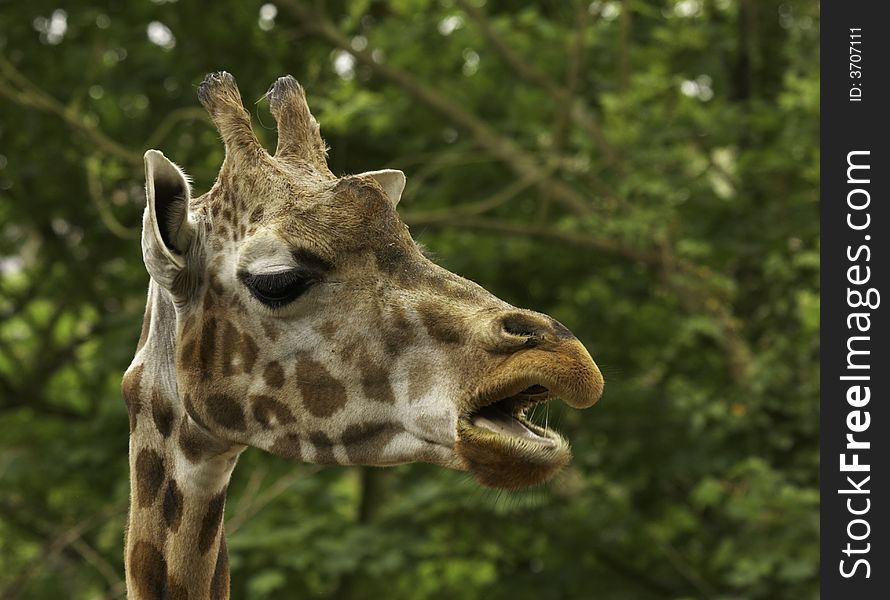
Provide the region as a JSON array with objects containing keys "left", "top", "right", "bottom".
[{"left": 501, "top": 314, "right": 546, "bottom": 339}]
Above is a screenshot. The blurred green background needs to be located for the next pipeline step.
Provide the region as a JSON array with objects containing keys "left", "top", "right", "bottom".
[{"left": 0, "top": 1, "right": 819, "bottom": 598}]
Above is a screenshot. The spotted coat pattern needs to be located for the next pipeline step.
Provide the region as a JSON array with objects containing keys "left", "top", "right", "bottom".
[{"left": 122, "top": 73, "right": 603, "bottom": 599}]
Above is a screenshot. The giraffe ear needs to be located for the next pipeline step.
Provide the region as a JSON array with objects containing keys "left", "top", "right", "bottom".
[
  {"left": 360, "top": 169, "right": 406, "bottom": 207},
  {"left": 142, "top": 150, "right": 196, "bottom": 288}
]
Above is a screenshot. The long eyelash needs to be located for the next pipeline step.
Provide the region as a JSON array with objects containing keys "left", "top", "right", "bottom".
[
  {"left": 241, "top": 270, "right": 308, "bottom": 290},
  {"left": 238, "top": 268, "right": 318, "bottom": 308}
]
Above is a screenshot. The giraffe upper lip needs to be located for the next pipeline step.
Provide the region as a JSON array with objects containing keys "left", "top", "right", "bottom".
[{"left": 470, "top": 340, "right": 604, "bottom": 412}]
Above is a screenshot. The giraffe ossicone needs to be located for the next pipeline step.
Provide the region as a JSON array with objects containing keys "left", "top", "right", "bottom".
[{"left": 123, "top": 71, "right": 604, "bottom": 598}]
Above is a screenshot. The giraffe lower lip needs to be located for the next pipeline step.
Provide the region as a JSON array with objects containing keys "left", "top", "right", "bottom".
[{"left": 455, "top": 400, "right": 571, "bottom": 490}]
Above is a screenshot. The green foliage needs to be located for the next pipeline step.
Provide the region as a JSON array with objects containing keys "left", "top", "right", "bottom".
[{"left": 0, "top": 0, "right": 819, "bottom": 598}]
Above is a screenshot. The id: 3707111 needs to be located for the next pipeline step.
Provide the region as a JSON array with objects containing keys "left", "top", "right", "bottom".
[{"left": 849, "top": 28, "right": 862, "bottom": 102}]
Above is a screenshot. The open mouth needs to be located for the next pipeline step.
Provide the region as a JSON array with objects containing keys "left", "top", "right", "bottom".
[
  {"left": 454, "top": 339, "right": 603, "bottom": 490},
  {"left": 466, "top": 385, "right": 557, "bottom": 447},
  {"left": 455, "top": 382, "right": 573, "bottom": 490}
]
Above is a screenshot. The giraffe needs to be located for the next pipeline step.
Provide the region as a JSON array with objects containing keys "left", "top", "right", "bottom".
[{"left": 121, "top": 72, "right": 604, "bottom": 599}]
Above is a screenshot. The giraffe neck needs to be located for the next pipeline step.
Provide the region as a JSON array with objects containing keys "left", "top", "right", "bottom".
[{"left": 123, "top": 280, "right": 243, "bottom": 599}]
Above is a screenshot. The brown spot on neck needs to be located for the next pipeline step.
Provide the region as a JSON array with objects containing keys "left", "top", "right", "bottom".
[
  {"left": 151, "top": 388, "right": 175, "bottom": 438},
  {"left": 210, "top": 534, "right": 230, "bottom": 599},
  {"left": 166, "top": 579, "right": 189, "bottom": 600},
  {"left": 417, "top": 300, "right": 464, "bottom": 344},
  {"left": 295, "top": 353, "right": 348, "bottom": 418},
  {"left": 262, "top": 361, "right": 285, "bottom": 388},
  {"left": 205, "top": 393, "right": 246, "bottom": 431},
  {"left": 382, "top": 305, "right": 417, "bottom": 356},
  {"left": 358, "top": 359, "right": 396, "bottom": 405},
  {"left": 198, "top": 491, "right": 227, "bottom": 554},
  {"left": 309, "top": 431, "right": 337, "bottom": 464},
  {"left": 129, "top": 541, "right": 167, "bottom": 599},
  {"left": 180, "top": 337, "right": 198, "bottom": 369},
  {"left": 135, "top": 448, "right": 165, "bottom": 508},
  {"left": 199, "top": 317, "right": 218, "bottom": 378},
  {"left": 162, "top": 479, "right": 184, "bottom": 532}
]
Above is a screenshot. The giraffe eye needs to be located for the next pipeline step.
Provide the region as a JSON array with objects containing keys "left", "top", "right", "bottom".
[{"left": 239, "top": 269, "right": 317, "bottom": 308}]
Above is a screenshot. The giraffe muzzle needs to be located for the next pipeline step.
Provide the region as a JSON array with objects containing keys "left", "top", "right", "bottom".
[{"left": 454, "top": 338, "right": 604, "bottom": 490}]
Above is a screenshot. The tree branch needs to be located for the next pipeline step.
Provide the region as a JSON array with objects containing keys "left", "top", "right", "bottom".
[
  {"left": 143, "top": 106, "right": 210, "bottom": 149},
  {"left": 0, "top": 54, "right": 210, "bottom": 165},
  {"left": 619, "top": 0, "right": 633, "bottom": 91},
  {"left": 84, "top": 156, "right": 140, "bottom": 239},
  {"left": 0, "top": 53, "right": 141, "bottom": 165},
  {"left": 0, "top": 500, "right": 126, "bottom": 600},
  {"left": 409, "top": 167, "right": 554, "bottom": 225},
  {"left": 0, "top": 313, "right": 123, "bottom": 419},
  {"left": 455, "top": 0, "right": 622, "bottom": 170},
  {"left": 227, "top": 466, "right": 323, "bottom": 535},
  {"left": 539, "top": 0, "right": 589, "bottom": 219},
  {"left": 402, "top": 214, "right": 666, "bottom": 265},
  {"left": 280, "top": 0, "right": 594, "bottom": 217}
]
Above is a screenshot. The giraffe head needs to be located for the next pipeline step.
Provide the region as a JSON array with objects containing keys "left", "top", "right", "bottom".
[{"left": 141, "top": 72, "right": 603, "bottom": 490}]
